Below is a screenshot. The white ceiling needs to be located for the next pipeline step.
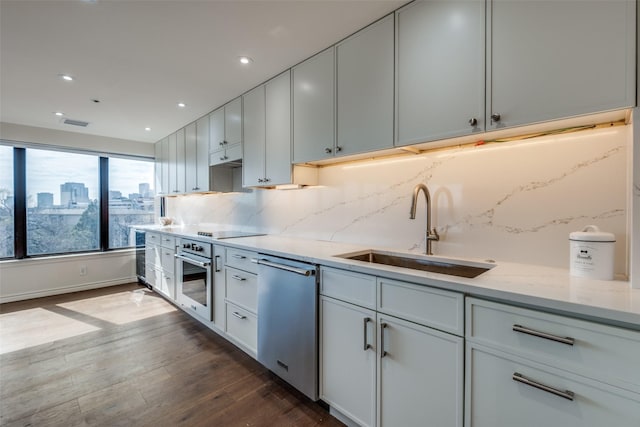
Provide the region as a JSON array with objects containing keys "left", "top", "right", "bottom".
[{"left": 0, "top": 0, "right": 405, "bottom": 144}]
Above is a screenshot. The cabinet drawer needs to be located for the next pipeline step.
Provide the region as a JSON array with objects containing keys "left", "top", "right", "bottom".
[
  {"left": 160, "top": 248, "right": 175, "bottom": 275},
  {"left": 320, "top": 267, "right": 376, "bottom": 309},
  {"left": 466, "top": 298, "right": 640, "bottom": 392},
  {"left": 160, "top": 234, "right": 175, "bottom": 249},
  {"left": 146, "top": 232, "right": 161, "bottom": 245},
  {"left": 225, "top": 267, "right": 257, "bottom": 313},
  {"left": 466, "top": 344, "right": 640, "bottom": 427},
  {"left": 209, "top": 148, "right": 227, "bottom": 166},
  {"left": 377, "top": 278, "right": 464, "bottom": 336},
  {"left": 224, "top": 143, "right": 242, "bottom": 162},
  {"left": 226, "top": 303, "right": 257, "bottom": 355},
  {"left": 225, "top": 248, "right": 258, "bottom": 274},
  {"left": 145, "top": 244, "right": 160, "bottom": 268}
]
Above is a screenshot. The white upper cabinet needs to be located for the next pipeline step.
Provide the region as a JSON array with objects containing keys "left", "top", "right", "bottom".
[
  {"left": 154, "top": 138, "right": 165, "bottom": 196},
  {"left": 264, "top": 70, "right": 293, "bottom": 185},
  {"left": 167, "top": 132, "right": 178, "bottom": 194},
  {"left": 195, "top": 116, "right": 210, "bottom": 192},
  {"left": 396, "top": 0, "right": 485, "bottom": 147},
  {"left": 337, "top": 14, "right": 394, "bottom": 156},
  {"left": 293, "top": 47, "right": 335, "bottom": 163},
  {"left": 184, "top": 122, "right": 198, "bottom": 192},
  {"left": 175, "top": 128, "right": 186, "bottom": 194},
  {"left": 209, "top": 97, "right": 243, "bottom": 165},
  {"left": 209, "top": 107, "right": 225, "bottom": 150},
  {"left": 244, "top": 71, "right": 298, "bottom": 187},
  {"left": 488, "top": 0, "right": 636, "bottom": 130},
  {"left": 242, "top": 84, "right": 266, "bottom": 187}
]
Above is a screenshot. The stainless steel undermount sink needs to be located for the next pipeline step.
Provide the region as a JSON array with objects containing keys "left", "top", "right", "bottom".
[{"left": 336, "top": 250, "right": 494, "bottom": 278}]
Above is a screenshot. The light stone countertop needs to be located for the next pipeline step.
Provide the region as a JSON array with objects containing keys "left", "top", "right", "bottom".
[{"left": 139, "top": 225, "right": 640, "bottom": 329}]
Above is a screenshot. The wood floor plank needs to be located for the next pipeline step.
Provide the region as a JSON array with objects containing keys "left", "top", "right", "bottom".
[{"left": 0, "top": 284, "right": 343, "bottom": 427}]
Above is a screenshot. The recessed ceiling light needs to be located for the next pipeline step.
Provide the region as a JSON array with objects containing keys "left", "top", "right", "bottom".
[
  {"left": 145, "top": 127, "right": 151, "bottom": 131},
  {"left": 59, "top": 74, "right": 74, "bottom": 81},
  {"left": 54, "top": 112, "right": 64, "bottom": 116},
  {"left": 177, "top": 102, "right": 186, "bottom": 108},
  {"left": 239, "top": 56, "right": 252, "bottom": 65}
]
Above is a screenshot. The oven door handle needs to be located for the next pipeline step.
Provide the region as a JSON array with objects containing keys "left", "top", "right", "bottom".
[{"left": 174, "top": 254, "right": 211, "bottom": 268}]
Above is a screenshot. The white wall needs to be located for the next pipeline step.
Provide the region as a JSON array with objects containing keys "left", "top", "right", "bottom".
[
  {"left": 168, "top": 125, "right": 632, "bottom": 279},
  {"left": 632, "top": 108, "right": 640, "bottom": 288},
  {"left": 0, "top": 250, "right": 136, "bottom": 303},
  {"left": 0, "top": 122, "right": 154, "bottom": 157}
]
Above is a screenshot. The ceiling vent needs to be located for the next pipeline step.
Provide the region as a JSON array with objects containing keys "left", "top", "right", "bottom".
[{"left": 63, "top": 118, "right": 89, "bottom": 127}]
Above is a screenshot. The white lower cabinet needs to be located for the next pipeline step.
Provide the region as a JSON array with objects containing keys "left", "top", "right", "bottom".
[
  {"left": 378, "top": 314, "right": 463, "bottom": 427},
  {"left": 465, "top": 297, "right": 640, "bottom": 426},
  {"left": 466, "top": 343, "right": 640, "bottom": 427},
  {"left": 320, "top": 296, "right": 377, "bottom": 427},
  {"left": 319, "top": 267, "right": 463, "bottom": 427}
]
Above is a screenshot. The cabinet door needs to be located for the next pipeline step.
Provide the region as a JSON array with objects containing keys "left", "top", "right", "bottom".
[
  {"left": 160, "top": 137, "right": 170, "bottom": 196},
  {"left": 242, "top": 85, "right": 266, "bottom": 187},
  {"left": 154, "top": 139, "right": 164, "bottom": 195},
  {"left": 195, "top": 115, "right": 210, "bottom": 192},
  {"left": 175, "top": 128, "right": 186, "bottom": 193},
  {"left": 167, "top": 132, "right": 178, "bottom": 194},
  {"left": 292, "top": 47, "right": 335, "bottom": 163},
  {"left": 396, "top": 0, "right": 485, "bottom": 146},
  {"left": 489, "top": 0, "right": 635, "bottom": 130},
  {"left": 265, "top": 70, "right": 292, "bottom": 185},
  {"left": 209, "top": 108, "right": 225, "bottom": 150},
  {"left": 466, "top": 344, "right": 640, "bottom": 427},
  {"left": 320, "top": 297, "right": 376, "bottom": 427},
  {"left": 185, "top": 122, "right": 197, "bottom": 192},
  {"left": 225, "top": 97, "right": 243, "bottom": 146},
  {"left": 378, "top": 315, "right": 463, "bottom": 427},
  {"left": 337, "top": 15, "right": 394, "bottom": 156}
]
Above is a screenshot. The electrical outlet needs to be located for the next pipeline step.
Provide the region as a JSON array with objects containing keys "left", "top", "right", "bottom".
[{"left": 80, "top": 265, "right": 87, "bottom": 276}]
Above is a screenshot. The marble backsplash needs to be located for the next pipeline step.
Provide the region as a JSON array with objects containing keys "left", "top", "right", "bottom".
[{"left": 167, "top": 125, "right": 632, "bottom": 277}]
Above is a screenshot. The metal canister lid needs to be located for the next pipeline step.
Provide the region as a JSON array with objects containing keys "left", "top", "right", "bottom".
[{"left": 569, "top": 225, "right": 616, "bottom": 242}]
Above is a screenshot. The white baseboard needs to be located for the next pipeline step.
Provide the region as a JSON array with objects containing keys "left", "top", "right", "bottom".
[{"left": 0, "top": 276, "right": 137, "bottom": 304}]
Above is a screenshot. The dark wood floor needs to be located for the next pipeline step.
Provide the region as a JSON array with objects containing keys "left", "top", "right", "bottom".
[{"left": 0, "top": 284, "right": 343, "bottom": 427}]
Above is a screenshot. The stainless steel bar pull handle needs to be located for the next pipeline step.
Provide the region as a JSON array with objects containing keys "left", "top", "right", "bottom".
[
  {"left": 232, "top": 254, "right": 246, "bottom": 259},
  {"left": 256, "top": 259, "right": 315, "bottom": 276},
  {"left": 214, "top": 255, "right": 221, "bottom": 272},
  {"left": 363, "top": 317, "right": 372, "bottom": 351},
  {"left": 232, "top": 311, "right": 247, "bottom": 320},
  {"left": 513, "top": 324, "right": 575, "bottom": 346},
  {"left": 380, "top": 323, "right": 388, "bottom": 358},
  {"left": 231, "top": 275, "right": 246, "bottom": 281},
  {"left": 512, "top": 372, "right": 575, "bottom": 401},
  {"left": 174, "top": 254, "right": 210, "bottom": 268}
]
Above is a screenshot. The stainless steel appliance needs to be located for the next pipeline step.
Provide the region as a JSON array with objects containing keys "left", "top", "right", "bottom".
[
  {"left": 134, "top": 230, "right": 150, "bottom": 289},
  {"left": 175, "top": 238, "right": 213, "bottom": 321},
  {"left": 256, "top": 255, "right": 319, "bottom": 401}
]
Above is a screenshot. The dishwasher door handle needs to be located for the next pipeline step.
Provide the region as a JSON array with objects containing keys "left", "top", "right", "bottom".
[{"left": 256, "top": 259, "right": 315, "bottom": 276}]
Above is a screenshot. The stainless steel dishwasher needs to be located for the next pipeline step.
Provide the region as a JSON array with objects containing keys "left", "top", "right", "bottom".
[{"left": 255, "top": 254, "right": 318, "bottom": 401}]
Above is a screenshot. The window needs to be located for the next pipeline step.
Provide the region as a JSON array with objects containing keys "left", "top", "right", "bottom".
[
  {"left": 2, "top": 144, "right": 154, "bottom": 259},
  {"left": 26, "top": 149, "right": 100, "bottom": 255},
  {"left": 0, "top": 146, "right": 14, "bottom": 258},
  {"left": 108, "top": 157, "right": 155, "bottom": 249}
]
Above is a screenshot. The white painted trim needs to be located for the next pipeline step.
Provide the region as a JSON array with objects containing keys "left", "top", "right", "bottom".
[{"left": 0, "top": 277, "right": 136, "bottom": 304}]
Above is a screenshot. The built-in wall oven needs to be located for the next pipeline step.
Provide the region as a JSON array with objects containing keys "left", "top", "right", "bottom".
[{"left": 175, "top": 238, "right": 213, "bottom": 321}]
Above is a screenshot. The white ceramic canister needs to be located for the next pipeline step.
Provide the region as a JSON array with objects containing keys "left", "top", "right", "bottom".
[{"left": 569, "top": 225, "right": 616, "bottom": 280}]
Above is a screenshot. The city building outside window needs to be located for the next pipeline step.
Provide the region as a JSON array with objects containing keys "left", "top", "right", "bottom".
[
  {"left": 108, "top": 157, "right": 155, "bottom": 249},
  {"left": 26, "top": 149, "right": 100, "bottom": 255}
]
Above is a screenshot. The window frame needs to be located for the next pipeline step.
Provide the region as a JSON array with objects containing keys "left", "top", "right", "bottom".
[{"left": 1, "top": 143, "right": 154, "bottom": 260}]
